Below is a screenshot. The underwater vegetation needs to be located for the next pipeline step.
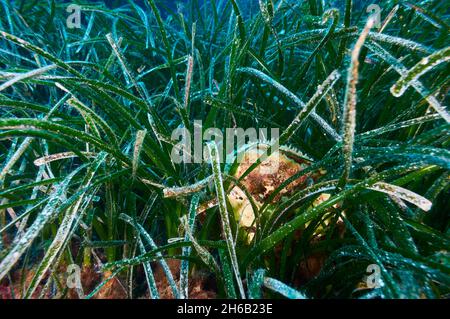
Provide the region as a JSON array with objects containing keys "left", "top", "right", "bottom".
[{"left": 0, "top": 0, "right": 449, "bottom": 299}]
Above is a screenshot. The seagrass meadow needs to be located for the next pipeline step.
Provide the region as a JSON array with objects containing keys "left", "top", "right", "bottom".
[{"left": 0, "top": 0, "right": 449, "bottom": 299}]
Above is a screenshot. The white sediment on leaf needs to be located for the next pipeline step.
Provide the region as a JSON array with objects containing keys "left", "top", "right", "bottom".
[
  {"left": 0, "top": 64, "right": 57, "bottom": 92},
  {"left": 207, "top": 142, "right": 246, "bottom": 298},
  {"left": 366, "top": 42, "right": 450, "bottom": 123},
  {"left": 238, "top": 67, "right": 341, "bottom": 141},
  {"left": 390, "top": 46, "right": 450, "bottom": 98},
  {"left": 368, "top": 182, "right": 432, "bottom": 211},
  {"left": 33, "top": 151, "right": 97, "bottom": 166},
  {"left": 0, "top": 167, "right": 83, "bottom": 281},
  {"left": 132, "top": 129, "right": 147, "bottom": 177},
  {"left": 339, "top": 18, "right": 374, "bottom": 188}
]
